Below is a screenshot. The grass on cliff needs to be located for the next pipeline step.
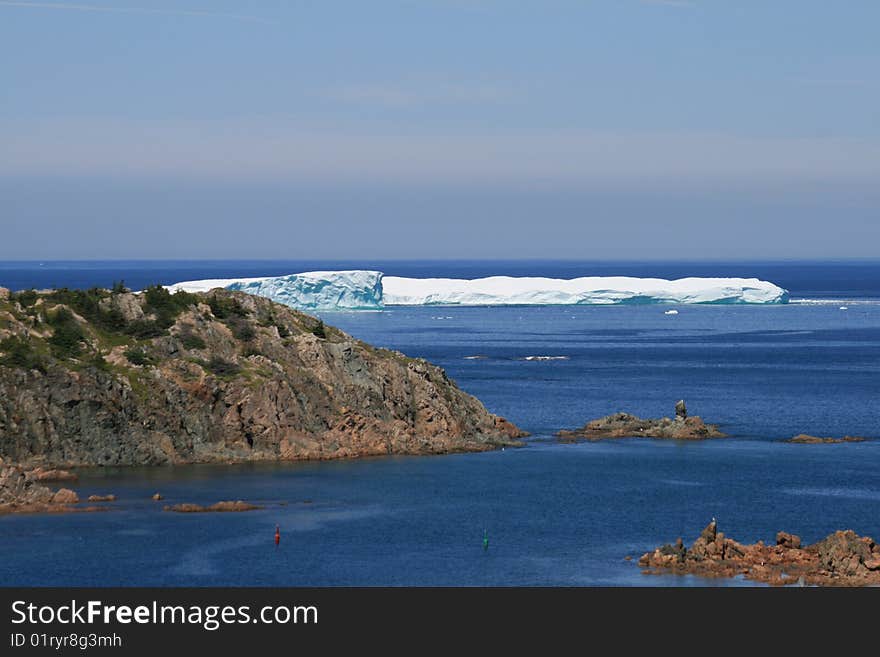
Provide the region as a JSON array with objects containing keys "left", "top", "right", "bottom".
[
  {"left": 0, "top": 335, "right": 47, "bottom": 372},
  {"left": 124, "top": 347, "right": 154, "bottom": 367},
  {"left": 41, "top": 285, "right": 199, "bottom": 342},
  {"left": 2, "top": 286, "right": 353, "bottom": 385}
]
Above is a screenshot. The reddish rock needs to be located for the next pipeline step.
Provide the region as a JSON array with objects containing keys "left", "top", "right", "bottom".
[
  {"left": 639, "top": 522, "right": 880, "bottom": 586},
  {"left": 51, "top": 488, "right": 79, "bottom": 504},
  {"left": 1, "top": 289, "right": 528, "bottom": 469},
  {"left": 151, "top": 493, "right": 163, "bottom": 501},
  {"left": 815, "top": 531, "right": 876, "bottom": 577},
  {"left": 164, "top": 500, "right": 262, "bottom": 513},
  {"left": 776, "top": 531, "right": 801, "bottom": 549},
  {"left": 787, "top": 434, "right": 866, "bottom": 444},
  {"left": 164, "top": 503, "right": 201, "bottom": 513},
  {"left": 209, "top": 500, "right": 262, "bottom": 512},
  {"left": 0, "top": 463, "right": 95, "bottom": 514},
  {"left": 558, "top": 405, "right": 725, "bottom": 442},
  {"left": 25, "top": 467, "right": 78, "bottom": 483}
]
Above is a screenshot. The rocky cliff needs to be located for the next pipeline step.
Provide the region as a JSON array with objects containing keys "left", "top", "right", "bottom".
[{"left": 0, "top": 285, "right": 525, "bottom": 468}]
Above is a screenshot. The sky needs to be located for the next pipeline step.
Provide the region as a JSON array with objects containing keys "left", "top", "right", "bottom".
[{"left": 0, "top": 0, "right": 878, "bottom": 260}]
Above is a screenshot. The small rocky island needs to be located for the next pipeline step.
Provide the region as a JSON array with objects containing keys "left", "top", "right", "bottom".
[
  {"left": 639, "top": 520, "right": 880, "bottom": 586},
  {"left": 558, "top": 400, "right": 725, "bottom": 441},
  {"left": 0, "top": 284, "right": 525, "bottom": 513}
]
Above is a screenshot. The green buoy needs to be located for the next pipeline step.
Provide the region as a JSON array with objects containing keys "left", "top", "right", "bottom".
[{"left": 483, "top": 529, "right": 489, "bottom": 552}]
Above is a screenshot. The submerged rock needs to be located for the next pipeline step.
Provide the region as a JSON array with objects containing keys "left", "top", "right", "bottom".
[
  {"left": 87, "top": 494, "right": 116, "bottom": 502},
  {"left": 164, "top": 501, "right": 262, "bottom": 513},
  {"left": 639, "top": 522, "right": 880, "bottom": 586},
  {"left": 787, "top": 434, "right": 866, "bottom": 444}
]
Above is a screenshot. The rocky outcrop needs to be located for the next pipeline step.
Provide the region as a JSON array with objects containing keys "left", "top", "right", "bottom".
[
  {"left": 639, "top": 521, "right": 880, "bottom": 586},
  {"left": 164, "top": 501, "right": 262, "bottom": 513},
  {"left": 25, "top": 467, "right": 78, "bottom": 482},
  {"left": 558, "top": 406, "right": 725, "bottom": 441},
  {"left": 52, "top": 488, "right": 79, "bottom": 504},
  {"left": 0, "top": 461, "right": 81, "bottom": 513},
  {"left": 0, "top": 287, "right": 526, "bottom": 468},
  {"left": 787, "top": 434, "right": 866, "bottom": 444}
]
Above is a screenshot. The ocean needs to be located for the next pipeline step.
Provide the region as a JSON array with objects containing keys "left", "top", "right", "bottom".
[{"left": 1, "top": 260, "right": 879, "bottom": 586}]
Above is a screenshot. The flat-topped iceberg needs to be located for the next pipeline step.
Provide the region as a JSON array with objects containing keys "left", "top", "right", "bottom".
[
  {"left": 166, "top": 270, "right": 384, "bottom": 310},
  {"left": 167, "top": 271, "right": 789, "bottom": 310},
  {"left": 382, "top": 275, "right": 788, "bottom": 306}
]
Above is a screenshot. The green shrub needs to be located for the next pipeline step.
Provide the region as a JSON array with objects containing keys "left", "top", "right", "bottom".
[
  {"left": 179, "top": 332, "right": 206, "bottom": 350},
  {"left": 45, "top": 287, "right": 126, "bottom": 333},
  {"left": 12, "top": 289, "right": 39, "bottom": 308},
  {"left": 49, "top": 323, "right": 85, "bottom": 358},
  {"left": 112, "top": 280, "right": 128, "bottom": 294},
  {"left": 311, "top": 319, "right": 326, "bottom": 339},
  {"left": 99, "top": 306, "right": 127, "bottom": 332},
  {"left": 206, "top": 356, "right": 241, "bottom": 377},
  {"left": 142, "top": 285, "right": 199, "bottom": 328},
  {"left": 0, "top": 336, "right": 45, "bottom": 372},
  {"left": 47, "top": 288, "right": 103, "bottom": 320},
  {"left": 276, "top": 323, "right": 290, "bottom": 338},
  {"left": 228, "top": 317, "right": 256, "bottom": 342},
  {"left": 89, "top": 353, "right": 110, "bottom": 371},
  {"left": 125, "top": 319, "right": 165, "bottom": 339},
  {"left": 208, "top": 294, "right": 247, "bottom": 320},
  {"left": 124, "top": 348, "right": 152, "bottom": 366},
  {"left": 46, "top": 306, "right": 74, "bottom": 327},
  {"left": 47, "top": 308, "right": 86, "bottom": 358}
]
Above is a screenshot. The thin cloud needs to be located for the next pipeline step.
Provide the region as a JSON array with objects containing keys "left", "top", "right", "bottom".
[
  {"left": 639, "top": 0, "right": 695, "bottom": 8},
  {"left": 0, "top": 1, "right": 272, "bottom": 23},
  {"left": 792, "top": 77, "right": 873, "bottom": 88},
  {"left": 4, "top": 118, "right": 879, "bottom": 188},
  {"left": 321, "top": 83, "right": 515, "bottom": 108}
]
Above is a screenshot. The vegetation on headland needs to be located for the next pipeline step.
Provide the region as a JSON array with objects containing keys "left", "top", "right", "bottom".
[{"left": 0, "top": 283, "right": 525, "bottom": 474}]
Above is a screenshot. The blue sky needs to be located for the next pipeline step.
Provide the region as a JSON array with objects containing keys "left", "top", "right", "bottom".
[{"left": 1, "top": 0, "right": 878, "bottom": 259}]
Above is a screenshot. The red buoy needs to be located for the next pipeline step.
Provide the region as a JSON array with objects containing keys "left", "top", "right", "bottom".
[{"left": 274, "top": 525, "right": 280, "bottom": 546}]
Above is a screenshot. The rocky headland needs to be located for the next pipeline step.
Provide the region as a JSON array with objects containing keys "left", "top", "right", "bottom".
[
  {"left": 0, "top": 285, "right": 525, "bottom": 477},
  {"left": 557, "top": 401, "right": 725, "bottom": 441},
  {"left": 639, "top": 521, "right": 880, "bottom": 586}
]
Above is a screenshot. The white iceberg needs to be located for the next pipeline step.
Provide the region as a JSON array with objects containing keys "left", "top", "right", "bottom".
[
  {"left": 167, "top": 271, "right": 789, "bottom": 310},
  {"left": 166, "top": 270, "right": 384, "bottom": 310},
  {"left": 381, "top": 275, "right": 788, "bottom": 306}
]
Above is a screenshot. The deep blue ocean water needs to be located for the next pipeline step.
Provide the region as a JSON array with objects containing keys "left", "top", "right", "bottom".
[{"left": 1, "top": 261, "right": 879, "bottom": 586}]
